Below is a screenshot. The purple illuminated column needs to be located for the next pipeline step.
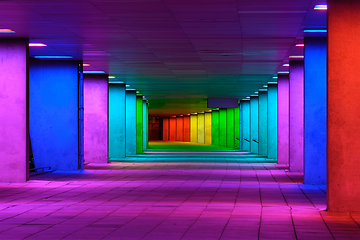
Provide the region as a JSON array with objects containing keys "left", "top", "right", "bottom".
[
  {"left": 0, "top": 38, "right": 29, "bottom": 182},
  {"left": 277, "top": 74, "right": 290, "bottom": 166},
  {"left": 289, "top": 60, "right": 304, "bottom": 173},
  {"left": 84, "top": 74, "right": 108, "bottom": 163}
]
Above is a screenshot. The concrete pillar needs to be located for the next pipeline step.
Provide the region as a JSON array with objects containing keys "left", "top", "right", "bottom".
[
  {"left": 169, "top": 117, "right": 177, "bottom": 141},
  {"left": 226, "top": 108, "right": 235, "bottom": 148},
  {"left": 234, "top": 105, "right": 240, "bottom": 149},
  {"left": 289, "top": 61, "right": 304, "bottom": 171},
  {"left": 143, "top": 100, "right": 148, "bottom": 150},
  {"left": 241, "top": 100, "right": 250, "bottom": 151},
  {"left": 162, "top": 118, "right": 169, "bottom": 141},
  {"left": 204, "top": 112, "right": 212, "bottom": 145},
  {"left": 197, "top": 113, "right": 205, "bottom": 144},
  {"left": 190, "top": 114, "right": 198, "bottom": 142},
  {"left": 136, "top": 96, "right": 143, "bottom": 154},
  {"left": 268, "top": 84, "right": 278, "bottom": 160},
  {"left": 176, "top": 116, "right": 184, "bottom": 141},
  {"left": 277, "top": 75, "right": 290, "bottom": 166},
  {"left": 219, "top": 108, "right": 227, "bottom": 147},
  {"left": 211, "top": 110, "right": 220, "bottom": 146},
  {"left": 258, "top": 91, "right": 268, "bottom": 156},
  {"left": 327, "top": 0, "right": 360, "bottom": 212},
  {"left": 183, "top": 115, "right": 191, "bottom": 142},
  {"left": 304, "top": 37, "right": 327, "bottom": 185},
  {"left": 84, "top": 74, "right": 108, "bottom": 163},
  {"left": 29, "top": 59, "right": 81, "bottom": 171},
  {"left": 125, "top": 90, "right": 137, "bottom": 156},
  {"left": 0, "top": 38, "right": 29, "bottom": 182},
  {"left": 109, "top": 83, "right": 126, "bottom": 160},
  {"left": 250, "top": 96, "right": 259, "bottom": 154}
]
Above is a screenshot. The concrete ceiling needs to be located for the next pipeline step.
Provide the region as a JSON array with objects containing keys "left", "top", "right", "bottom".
[{"left": 0, "top": 0, "right": 327, "bottom": 116}]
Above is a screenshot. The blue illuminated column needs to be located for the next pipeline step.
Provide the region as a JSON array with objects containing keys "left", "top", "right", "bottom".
[
  {"left": 143, "top": 100, "right": 148, "bottom": 150},
  {"left": 258, "top": 90, "right": 268, "bottom": 156},
  {"left": 289, "top": 60, "right": 304, "bottom": 172},
  {"left": 29, "top": 59, "right": 81, "bottom": 171},
  {"left": 0, "top": 38, "right": 29, "bottom": 182},
  {"left": 109, "top": 83, "right": 126, "bottom": 160},
  {"left": 125, "top": 90, "right": 137, "bottom": 156},
  {"left": 277, "top": 74, "right": 290, "bottom": 166},
  {"left": 267, "top": 83, "right": 278, "bottom": 159},
  {"left": 250, "top": 96, "right": 259, "bottom": 154},
  {"left": 241, "top": 100, "right": 250, "bottom": 151},
  {"left": 304, "top": 37, "right": 327, "bottom": 185}
]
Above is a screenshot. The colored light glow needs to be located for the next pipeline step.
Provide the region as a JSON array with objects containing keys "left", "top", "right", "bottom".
[
  {"left": 289, "top": 55, "right": 304, "bottom": 59},
  {"left": 125, "top": 85, "right": 130, "bottom": 87},
  {"left": 109, "top": 81, "right": 124, "bottom": 84},
  {"left": 272, "top": 76, "right": 278, "bottom": 79},
  {"left": 283, "top": 64, "right": 290, "bottom": 67},
  {"left": 314, "top": 5, "right": 327, "bottom": 10},
  {"left": 295, "top": 43, "right": 305, "bottom": 47},
  {"left": 29, "top": 43, "right": 47, "bottom": 47},
  {"left": 268, "top": 82, "right": 278, "bottom": 84},
  {"left": 278, "top": 71, "right": 290, "bottom": 74},
  {"left": 263, "top": 85, "right": 268, "bottom": 88},
  {"left": 108, "top": 76, "right": 115, "bottom": 79},
  {"left": 83, "top": 63, "right": 91, "bottom": 67},
  {"left": 0, "top": 29, "right": 15, "bottom": 33},
  {"left": 83, "top": 71, "right": 105, "bottom": 74},
  {"left": 259, "top": 89, "right": 268, "bottom": 91},
  {"left": 255, "top": 91, "right": 258, "bottom": 94},
  {"left": 303, "top": 29, "right": 327, "bottom": 33},
  {"left": 34, "top": 56, "right": 73, "bottom": 59},
  {"left": 246, "top": 96, "right": 250, "bottom": 99}
]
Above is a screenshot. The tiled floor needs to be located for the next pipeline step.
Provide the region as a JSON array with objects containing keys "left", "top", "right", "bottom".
[{"left": 0, "top": 159, "right": 359, "bottom": 240}]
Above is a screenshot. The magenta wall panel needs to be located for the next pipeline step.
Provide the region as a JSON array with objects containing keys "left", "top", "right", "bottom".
[
  {"left": 277, "top": 74, "right": 290, "bottom": 166},
  {"left": 289, "top": 60, "right": 304, "bottom": 172},
  {"left": 0, "top": 38, "right": 29, "bottom": 182},
  {"left": 84, "top": 74, "right": 108, "bottom": 163}
]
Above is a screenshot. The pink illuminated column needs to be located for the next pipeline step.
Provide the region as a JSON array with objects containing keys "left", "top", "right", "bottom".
[
  {"left": 327, "top": 0, "right": 360, "bottom": 212},
  {"left": 162, "top": 118, "right": 169, "bottom": 141},
  {"left": 277, "top": 74, "right": 290, "bottom": 166},
  {"left": 84, "top": 74, "right": 108, "bottom": 163},
  {"left": 176, "top": 116, "right": 184, "bottom": 141},
  {"left": 183, "top": 115, "right": 190, "bottom": 142},
  {"left": 289, "top": 60, "right": 304, "bottom": 173},
  {"left": 0, "top": 38, "right": 29, "bottom": 182}
]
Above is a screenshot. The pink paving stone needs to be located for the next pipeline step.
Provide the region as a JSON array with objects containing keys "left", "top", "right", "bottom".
[{"left": 0, "top": 161, "right": 359, "bottom": 239}]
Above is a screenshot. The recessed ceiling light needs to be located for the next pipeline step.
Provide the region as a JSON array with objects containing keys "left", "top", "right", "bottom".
[
  {"left": 255, "top": 91, "right": 258, "bottom": 94},
  {"left": 268, "top": 82, "right": 278, "bottom": 84},
  {"left": 278, "top": 71, "right": 290, "bottom": 74},
  {"left": 125, "top": 85, "right": 130, "bottom": 87},
  {"left": 295, "top": 43, "right": 305, "bottom": 47},
  {"left": 289, "top": 55, "right": 304, "bottom": 59},
  {"left": 314, "top": 5, "right": 327, "bottom": 10},
  {"left": 272, "top": 76, "right": 278, "bottom": 79},
  {"left": 259, "top": 89, "right": 268, "bottom": 91},
  {"left": 303, "top": 29, "right": 327, "bottom": 33},
  {"left": 83, "top": 63, "right": 91, "bottom": 67},
  {"left": 34, "top": 56, "right": 73, "bottom": 59},
  {"left": 83, "top": 71, "right": 105, "bottom": 74},
  {"left": 108, "top": 76, "right": 115, "bottom": 79},
  {"left": 0, "top": 29, "right": 15, "bottom": 33},
  {"left": 246, "top": 96, "right": 250, "bottom": 98},
  {"left": 29, "top": 43, "right": 47, "bottom": 47},
  {"left": 109, "top": 81, "right": 124, "bottom": 84},
  {"left": 282, "top": 64, "right": 290, "bottom": 67},
  {"left": 263, "top": 85, "right": 268, "bottom": 88}
]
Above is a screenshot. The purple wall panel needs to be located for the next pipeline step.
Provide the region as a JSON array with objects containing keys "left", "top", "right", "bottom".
[
  {"left": 289, "top": 61, "right": 304, "bottom": 172},
  {"left": 84, "top": 74, "right": 108, "bottom": 163},
  {"left": 0, "top": 38, "right": 29, "bottom": 182},
  {"left": 277, "top": 74, "right": 290, "bottom": 166}
]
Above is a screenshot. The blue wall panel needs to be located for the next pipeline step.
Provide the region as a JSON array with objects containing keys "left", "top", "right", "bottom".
[
  {"left": 304, "top": 37, "right": 327, "bottom": 185},
  {"left": 29, "top": 60, "right": 79, "bottom": 171},
  {"left": 125, "top": 90, "right": 137, "bottom": 156}
]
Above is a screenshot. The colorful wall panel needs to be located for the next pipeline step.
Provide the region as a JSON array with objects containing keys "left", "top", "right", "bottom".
[
  {"left": 84, "top": 74, "right": 108, "bottom": 163},
  {"left": 183, "top": 116, "right": 191, "bottom": 142},
  {"left": 204, "top": 112, "right": 212, "bottom": 144},
  {"left": 190, "top": 114, "right": 198, "bottom": 142},
  {"left": 211, "top": 110, "right": 220, "bottom": 146}
]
